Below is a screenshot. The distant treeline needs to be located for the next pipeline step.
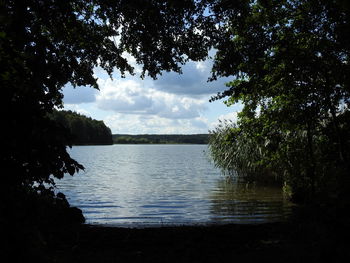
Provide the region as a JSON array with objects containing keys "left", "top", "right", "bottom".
[
  {"left": 113, "top": 134, "right": 209, "bottom": 144},
  {"left": 51, "top": 110, "right": 113, "bottom": 145}
]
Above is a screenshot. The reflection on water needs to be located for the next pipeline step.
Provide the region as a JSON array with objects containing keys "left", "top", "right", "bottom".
[
  {"left": 210, "top": 179, "right": 292, "bottom": 223},
  {"left": 55, "top": 145, "right": 292, "bottom": 226}
]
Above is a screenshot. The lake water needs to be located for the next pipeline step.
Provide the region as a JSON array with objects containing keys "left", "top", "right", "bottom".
[{"left": 55, "top": 145, "right": 292, "bottom": 227}]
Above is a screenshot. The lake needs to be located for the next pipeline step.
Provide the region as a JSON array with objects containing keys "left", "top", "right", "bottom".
[{"left": 55, "top": 145, "right": 292, "bottom": 227}]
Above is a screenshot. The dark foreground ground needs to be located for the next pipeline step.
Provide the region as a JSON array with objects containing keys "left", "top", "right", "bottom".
[{"left": 46, "top": 220, "right": 349, "bottom": 263}]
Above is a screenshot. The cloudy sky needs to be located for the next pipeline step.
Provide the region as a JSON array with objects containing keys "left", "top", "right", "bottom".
[{"left": 62, "top": 54, "right": 242, "bottom": 134}]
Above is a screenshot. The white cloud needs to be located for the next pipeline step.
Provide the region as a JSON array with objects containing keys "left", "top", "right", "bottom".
[
  {"left": 95, "top": 78, "right": 207, "bottom": 119},
  {"left": 96, "top": 79, "right": 152, "bottom": 113},
  {"left": 152, "top": 59, "right": 229, "bottom": 96},
  {"left": 195, "top": 61, "right": 207, "bottom": 72},
  {"left": 61, "top": 48, "right": 235, "bottom": 134},
  {"left": 104, "top": 114, "right": 210, "bottom": 134}
]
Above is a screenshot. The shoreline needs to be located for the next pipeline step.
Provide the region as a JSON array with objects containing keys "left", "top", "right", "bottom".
[
  {"left": 48, "top": 221, "right": 348, "bottom": 262},
  {"left": 79, "top": 218, "right": 291, "bottom": 229}
]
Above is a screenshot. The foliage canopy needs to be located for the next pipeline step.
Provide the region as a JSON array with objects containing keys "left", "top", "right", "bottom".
[
  {"left": 2, "top": 0, "right": 350, "bottom": 221},
  {"left": 51, "top": 110, "right": 113, "bottom": 145},
  {"left": 1, "top": 2, "right": 216, "bottom": 249},
  {"left": 1, "top": 0, "right": 215, "bottom": 190},
  {"left": 208, "top": 0, "right": 350, "bottom": 203}
]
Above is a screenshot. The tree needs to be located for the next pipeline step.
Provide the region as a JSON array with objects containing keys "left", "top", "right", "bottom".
[
  {"left": 51, "top": 110, "right": 113, "bottom": 145},
  {"left": 208, "top": 0, "right": 350, "bottom": 203},
  {"left": 1, "top": 0, "right": 215, "bottom": 192},
  {"left": 1, "top": 2, "right": 217, "bottom": 257},
  {"left": 0, "top": 1, "right": 221, "bottom": 260}
]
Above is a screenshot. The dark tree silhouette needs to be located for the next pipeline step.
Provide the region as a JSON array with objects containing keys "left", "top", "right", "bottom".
[
  {"left": 51, "top": 110, "right": 113, "bottom": 145},
  {"left": 208, "top": 0, "right": 350, "bottom": 203},
  {"left": 2, "top": 1, "right": 350, "bottom": 259},
  {"left": 112, "top": 134, "right": 209, "bottom": 144},
  {"left": 1, "top": 0, "right": 213, "bottom": 195},
  {"left": 0, "top": 1, "right": 214, "bottom": 259}
]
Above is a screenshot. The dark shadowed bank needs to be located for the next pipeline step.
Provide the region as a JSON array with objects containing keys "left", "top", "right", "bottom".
[
  {"left": 112, "top": 134, "right": 209, "bottom": 144},
  {"left": 72, "top": 222, "right": 347, "bottom": 263},
  {"left": 5, "top": 206, "right": 349, "bottom": 263}
]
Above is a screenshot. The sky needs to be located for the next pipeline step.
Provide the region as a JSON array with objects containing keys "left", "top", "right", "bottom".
[{"left": 62, "top": 54, "right": 242, "bottom": 134}]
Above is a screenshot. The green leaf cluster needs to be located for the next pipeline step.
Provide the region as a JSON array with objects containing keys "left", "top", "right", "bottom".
[
  {"left": 1, "top": 0, "right": 214, "bottom": 192},
  {"left": 50, "top": 110, "right": 113, "bottom": 145},
  {"left": 208, "top": 0, "right": 350, "bottom": 203},
  {"left": 0, "top": 1, "right": 216, "bottom": 248}
]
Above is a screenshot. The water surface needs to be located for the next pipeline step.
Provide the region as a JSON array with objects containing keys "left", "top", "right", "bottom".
[{"left": 55, "top": 145, "right": 292, "bottom": 226}]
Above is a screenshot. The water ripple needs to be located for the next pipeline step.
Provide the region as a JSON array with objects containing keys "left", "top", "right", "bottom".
[{"left": 55, "top": 145, "right": 292, "bottom": 226}]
